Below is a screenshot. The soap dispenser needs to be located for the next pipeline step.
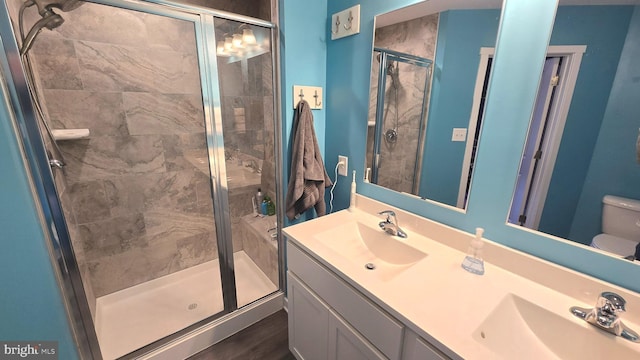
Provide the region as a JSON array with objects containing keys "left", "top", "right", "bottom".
[{"left": 461, "top": 227, "right": 485, "bottom": 275}]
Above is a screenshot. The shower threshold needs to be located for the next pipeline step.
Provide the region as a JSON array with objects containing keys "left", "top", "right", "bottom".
[{"left": 94, "top": 250, "right": 277, "bottom": 359}]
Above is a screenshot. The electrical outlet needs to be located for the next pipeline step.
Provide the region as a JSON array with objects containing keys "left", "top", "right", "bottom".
[{"left": 338, "top": 155, "right": 348, "bottom": 176}]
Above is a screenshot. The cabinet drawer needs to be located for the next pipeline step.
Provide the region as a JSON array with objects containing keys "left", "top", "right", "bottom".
[{"left": 287, "top": 242, "right": 403, "bottom": 360}]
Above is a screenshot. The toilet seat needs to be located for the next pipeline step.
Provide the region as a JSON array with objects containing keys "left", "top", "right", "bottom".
[{"left": 591, "top": 234, "right": 639, "bottom": 257}]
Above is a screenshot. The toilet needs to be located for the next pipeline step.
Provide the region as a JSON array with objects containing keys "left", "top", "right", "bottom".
[{"left": 591, "top": 195, "right": 640, "bottom": 257}]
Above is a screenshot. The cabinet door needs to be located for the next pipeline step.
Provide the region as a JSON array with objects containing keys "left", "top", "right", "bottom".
[
  {"left": 328, "top": 310, "right": 386, "bottom": 360},
  {"left": 402, "top": 330, "right": 449, "bottom": 360},
  {"left": 288, "top": 272, "right": 329, "bottom": 360}
]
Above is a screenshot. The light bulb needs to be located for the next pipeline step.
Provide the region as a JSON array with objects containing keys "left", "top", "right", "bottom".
[
  {"left": 232, "top": 34, "right": 244, "bottom": 48},
  {"left": 224, "top": 37, "right": 233, "bottom": 51},
  {"left": 242, "top": 28, "right": 256, "bottom": 45},
  {"left": 217, "top": 41, "right": 225, "bottom": 55}
]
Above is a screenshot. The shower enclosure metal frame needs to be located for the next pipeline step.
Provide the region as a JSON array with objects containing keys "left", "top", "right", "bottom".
[
  {"left": 0, "top": 0, "right": 285, "bottom": 358},
  {"left": 371, "top": 47, "right": 433, "bottom": 195}
]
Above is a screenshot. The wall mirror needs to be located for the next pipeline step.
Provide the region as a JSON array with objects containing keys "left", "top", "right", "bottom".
[
  {"left": 364, "top": 0, "right": 502, "bottom": 209},
  {"left": 508, "top": 1, "right": 640, "bottom": 261}
]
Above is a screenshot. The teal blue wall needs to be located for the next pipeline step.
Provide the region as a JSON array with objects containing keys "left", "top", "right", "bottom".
[
  {"left": 0, "top": 96, "right": 78, "bottom": 357},
  {"left": 279, "top": 0, "right": 328, "bottom": 225},
  {"left": 537, "top": 6, "right": 634, "bottom": 243},
  {"left": 420, "top": 9, "right": 500, "bottom": 205},
  {"left": 570, "top": 6, "right": 640, "bottom": 244},
  {"left": 325, "top": 0, "right": 640, "bottom": 292}
]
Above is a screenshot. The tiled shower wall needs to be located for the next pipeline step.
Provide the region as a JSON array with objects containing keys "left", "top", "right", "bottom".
[
  {"left": 13, "top": 2, "right": 217, "bottom": 298},
  {"left": 9, "top": 0, "right": 277, "bottom": 301},
  {"left": 366, "top": 14, "right": 438, "bottom": 193}
]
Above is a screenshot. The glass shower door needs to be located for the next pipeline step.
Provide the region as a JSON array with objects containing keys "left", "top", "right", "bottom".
[
  {"left": 4, "top": 1, "right": 227, "bottom": 358},
  {"left": 212, "top": 18, "right": 280, "bottom": 308}
]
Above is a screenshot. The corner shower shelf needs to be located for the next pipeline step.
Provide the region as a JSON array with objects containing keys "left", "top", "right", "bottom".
[{"left": 52, "top": 129, "right": 90, "bottom": 141}]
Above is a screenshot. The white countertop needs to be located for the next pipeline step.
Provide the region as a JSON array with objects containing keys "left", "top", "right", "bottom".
[{"left": 283, "top": 195, "right": 640, "bottom": 359}]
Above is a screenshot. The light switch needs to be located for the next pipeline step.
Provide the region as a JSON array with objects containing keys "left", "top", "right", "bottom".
[{"left": 452, "top": 128, "right": 467, "bottom": 142}]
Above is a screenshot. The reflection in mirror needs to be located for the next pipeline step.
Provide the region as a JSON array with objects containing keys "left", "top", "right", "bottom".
[
  {"left": 365, "top": 0, "right": 502, "bottom": 209},
  {"left": 509, "top": 2, "right": 640, "bottom": 262}
]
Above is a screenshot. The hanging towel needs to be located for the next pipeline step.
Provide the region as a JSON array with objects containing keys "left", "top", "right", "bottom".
[{"left": 285, "top": 100, "right": 332, "bottom": 220}]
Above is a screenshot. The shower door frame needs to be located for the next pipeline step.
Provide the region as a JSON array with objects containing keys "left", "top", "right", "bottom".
[
  {"left": 371, "top": 48, "right": 433, "bottom": 194},
  {"left": 0, "top": 0, "right": 284, "bottom": 358}
]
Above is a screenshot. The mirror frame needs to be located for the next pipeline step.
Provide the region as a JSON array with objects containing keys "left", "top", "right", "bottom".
[{"left": 332, "top": 0, "right": 640, "bottom": 293}]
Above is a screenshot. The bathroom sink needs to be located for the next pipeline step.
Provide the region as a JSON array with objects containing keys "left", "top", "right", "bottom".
[
  {"left": 474, "top": 294, "right": 639, "bottom": 359},
  {"left": 313, "top": 221, "right": 427, "bottom": 280}
]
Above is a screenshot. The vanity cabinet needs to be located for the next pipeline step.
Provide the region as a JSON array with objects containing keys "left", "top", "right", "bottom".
[
  {"left": 287, "top": 241, "right": 451, "bottom": 360},
  {"left": 288, "top": 273, "right": 385, "bottom": 360}
]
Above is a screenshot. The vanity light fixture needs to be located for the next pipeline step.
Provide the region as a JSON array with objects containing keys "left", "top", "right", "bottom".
[
  {"left": 232, "top": 33, "right": 244, "bottom": 48},
  {"left": 242, "top": 28, "right": 256, "bottom": 45},
  {"left": 217, "top": 26, "right": 260, "bottom": 57}
]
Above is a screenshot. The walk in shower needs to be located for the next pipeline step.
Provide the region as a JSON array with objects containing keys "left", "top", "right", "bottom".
[
  {"left": 366, "top": 48, "right": 433, "bottom": 195},
  {"left": 1, "top": 0, "right": 282, "bottom": 358}
]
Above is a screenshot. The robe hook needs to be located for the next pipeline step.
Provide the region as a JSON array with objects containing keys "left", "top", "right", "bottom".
[
  {"left": 344, "top": 11, "right": 354, "bottom": 30},
  {"left": 332, "top": 15, "right": 341, "bottom": 35},
  {"left": 313, "top": 90, "right": 322, "bottom": 107}
]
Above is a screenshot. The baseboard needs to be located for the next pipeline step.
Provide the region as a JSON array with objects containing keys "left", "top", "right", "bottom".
[{"left": 138, "top": 292, "right": 285, "bottom": 360}]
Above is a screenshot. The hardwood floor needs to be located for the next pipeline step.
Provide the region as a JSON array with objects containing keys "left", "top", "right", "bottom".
[{"left": 187, "top": 310, "right": 295, "bottom": 360}]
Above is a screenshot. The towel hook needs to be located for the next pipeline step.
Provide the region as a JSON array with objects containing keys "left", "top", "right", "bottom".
[
  {"left": 332, "top": 15, "right": 341, "bottom": 35},
  {"left": 344, "top": 11, "right": 354, "bottom": 30},
  {"left": 313, "top": 90, "right": 322, "bottom": 107},
  {"left": 299, "top": 89, "right": 304, "bottom": 99}
]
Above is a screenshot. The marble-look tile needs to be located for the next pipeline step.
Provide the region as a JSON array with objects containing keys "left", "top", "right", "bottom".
[
  {"left": 218, "top": 61, "right": 244, "bottom": 97},
  {"left": 231, "top": 218, "right": 245, "bottom": 253},
  {"left": 69, "top": 180, "right": 111, "bottom": 223},
  {"left": 170, "top": 231, "right": 218, "bottom": 272},
  {"left": 124, "top": 92, "right": 205, "bottom": 135},
  {"left": 59, "top": 135, "right": 166, "bottom": 182},
  {"left": 162, "top": 133, "right": 208, "bottom": 172},
  {"left": 143, "top": 14, "right": 197, "bottom": 54},
  {"left": 195, "top": 175, "right": 215, "bottom": 213},
  {"left": 240, "top": 215, "right": 278, "bottom": 287},
  {"left": 29, "top": 36, "right": 83, "bottom": 90},
  {"left": 79, "top": 213, "right": 146, "bottom": 256},
  {"left": 142, "top": 210, "right": 216, "bottom": 245},
  {"left": 29, "top": 32, "right": 74, "bottom": 57},
  {"left": 33, "top": 55, "right": 83, "bottom": 90},
  {"left": 78, "top": 262, "right": 97, "bottom": 319},
  {"left": 43, "top": 90, "right": 128, "bottom": 136},
  {"left": 261, "top": 56, "right": 274, "bottom": 96},
  {"left": 54, "top": 2, "right": 148, "bottom": 47},
  {"left": 87, "top": 235, "right": 177, "bottom": 296},
  {"left": 375, "top": 14, "right": 439, "bottom": 60},
  {"left": 75, "top": 41, "right": 201, "bottom": 95},
  {"left": 104, "top": 170, "right": 203, "bottom": 216}
]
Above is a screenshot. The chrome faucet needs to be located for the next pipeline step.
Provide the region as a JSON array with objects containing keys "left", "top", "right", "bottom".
[
  {"left": 570, "top": 291, "right": 639, "bottom": 343},
  {"left": 378, "top": 210, "right": 408, "bottom": 238}
]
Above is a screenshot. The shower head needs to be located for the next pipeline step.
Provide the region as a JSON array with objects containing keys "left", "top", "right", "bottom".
[
  {"left": 32, "top": 0, "right": 84, "bottom": 16},
  {"left": 19, "top": 0, "right": 83, "bottom": 55}
]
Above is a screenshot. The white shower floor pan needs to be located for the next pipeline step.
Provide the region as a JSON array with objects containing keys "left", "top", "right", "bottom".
[{"left": 95, "top": 250, "right": 278, "bottom": 359}]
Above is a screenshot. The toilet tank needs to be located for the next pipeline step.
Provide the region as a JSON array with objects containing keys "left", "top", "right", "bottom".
[{"left": 602, "top": 195, "right": 640, "bottom": 240}]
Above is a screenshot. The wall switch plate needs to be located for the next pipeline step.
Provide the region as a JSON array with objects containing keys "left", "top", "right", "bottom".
[
  {"left": 338, "top": 155, "right": 348, "bottom": 176},
  {"left": 331, "top": 5, "right": 360, "bottom": 40},
  {"left": 452, "top": 128, "right": 467, "bottom": 142}
]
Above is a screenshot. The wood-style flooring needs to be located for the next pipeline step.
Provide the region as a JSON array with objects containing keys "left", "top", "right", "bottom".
[{"left": 187, "top": 310, "right": 295, "bottom": 360}]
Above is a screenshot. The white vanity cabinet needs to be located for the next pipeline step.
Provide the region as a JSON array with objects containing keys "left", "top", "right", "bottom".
[
  {"left": 288, "top": 273, "right": 386, "bottom": 360},
  {"left": 287, "top": 241, "right": 451, "bottom": 360}
]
